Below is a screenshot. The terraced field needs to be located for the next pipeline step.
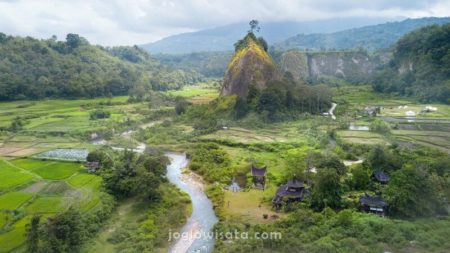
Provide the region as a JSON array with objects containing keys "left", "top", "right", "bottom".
[
  {"left": 337, "top": 130, "right": 389, "bottom": 145},
  {"left": 0, "top": 96, "right": 147, "bottom": 134},
  {"left": 163, "top": 83, "right": 219, "bottom": 104},
  {"left": 0, "top": 158, "right": 104, "bottom": 252}
]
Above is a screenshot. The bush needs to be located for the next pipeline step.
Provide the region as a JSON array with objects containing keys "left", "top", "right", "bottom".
[
  {"left": 351, "top": 165, "right": 370, "bottom": 190},
  {"left": 370, "top": 119, "right": 391, "bottom": 134},
  {"left": 175, "top": 97, "right": 189, "bottom": 115},
  {"left": 89, "top": 109, "right": 111, "bottom": 120}
]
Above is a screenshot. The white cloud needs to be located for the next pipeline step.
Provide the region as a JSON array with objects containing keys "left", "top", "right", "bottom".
[{"left": 0, "top": 0, "right": 449, "bottom": 45}]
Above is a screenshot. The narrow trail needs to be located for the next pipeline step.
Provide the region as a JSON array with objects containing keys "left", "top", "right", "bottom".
[{"left": 329, "top": 102, "right": 337, "bottom": 120}]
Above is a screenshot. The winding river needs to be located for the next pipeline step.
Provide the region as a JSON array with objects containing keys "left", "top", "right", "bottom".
[
  {"left": 165, "top": 153, "right": 218, "bottom": 253},
  {"left": 94, "top": 128, "right": 218, "bottom": 253}
]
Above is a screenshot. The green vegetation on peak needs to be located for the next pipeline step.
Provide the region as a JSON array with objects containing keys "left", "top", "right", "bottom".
[{"left": 220, "top": 31, "right": 277, "bottom": 97}]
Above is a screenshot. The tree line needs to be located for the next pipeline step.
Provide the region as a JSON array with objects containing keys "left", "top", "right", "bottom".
[
  {"left": 0, "top": 33, "right": 203, "bottom": 100},
  {"left": 372, "top": 23, "right": 450, "bottom": 103}
]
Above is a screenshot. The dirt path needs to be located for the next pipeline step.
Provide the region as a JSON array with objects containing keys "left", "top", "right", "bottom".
[
  {"left": 329, "top": 103, "right": 337, "bottom": 120},
  {"left": 343, "top": 159, "right": 363, "bottom": 166}
]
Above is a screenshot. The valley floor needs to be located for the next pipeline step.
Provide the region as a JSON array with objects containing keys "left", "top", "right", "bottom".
[{"left": 0, "top": 83, "right": 449, "bottom": 252}]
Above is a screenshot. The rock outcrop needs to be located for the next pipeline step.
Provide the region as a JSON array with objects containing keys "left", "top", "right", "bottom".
[
  {"left": 279, "top": 50, "right": 391, "bottom": 82},
  {"left": 220, "top": 34, "right": 277, "bottom": 97}
]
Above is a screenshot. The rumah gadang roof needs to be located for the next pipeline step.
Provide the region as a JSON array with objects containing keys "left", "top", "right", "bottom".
[
  {"left": 360, "top": 194, "right": 387, "bottom": 207},
  {"left": 274, "top": 179, "right": 305, "bottom": 199},
  {"left": 86, "top": 161, "right": 99, "bottom": 169},
  {"left": 251, "top": 165, "right": 267, "bottom": 177},
  {"left": 373, "top": 171, "right": 390, "bottom": 183},
  {"left": 286, "top": 179, "right": 304, "bottom": 188}
]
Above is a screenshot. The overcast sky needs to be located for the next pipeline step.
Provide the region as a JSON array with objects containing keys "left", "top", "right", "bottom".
[{"left": 0, "top": 0, "right": 449, "bottom": 46}]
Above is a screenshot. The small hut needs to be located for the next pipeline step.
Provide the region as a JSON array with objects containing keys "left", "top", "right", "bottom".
[
  {"left": 272, "top": 179, "right": 306, "bottom": 209},
  {"left": 359, "top": 193, "right": 388, "bottom": 216},
  {"left": 372, "top": 171, "right": 390, "bottom": 184},
  {"left": 251, "top": 165, "right": 267, "bottom": 190},
  {"left": 227, "top": 177, "right": 242, "bottom": 192},
  {"left": 85, "top": 161, "right": 99, "bottom": 173}
]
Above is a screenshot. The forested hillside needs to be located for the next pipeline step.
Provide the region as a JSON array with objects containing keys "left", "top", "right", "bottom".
[
  {"left": 154, "top": 51, "right": 233, "bottom": 77},
  {"left": 276, "top": 17, "right": 450, "bottom": 51},
  {"left": 372, "top": 24, "right": 450, "bottom": 103},
  {"left": 0, "top": 33, "right": 203, "bottom": 100}
]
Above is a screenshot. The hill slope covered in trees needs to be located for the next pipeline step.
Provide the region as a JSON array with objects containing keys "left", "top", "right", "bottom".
[
  {"left": 372, "top": 24, "right": 450, "bottom": 103},
  {"left": 0, "top": 33, "right": 202, "bottom": 100}
]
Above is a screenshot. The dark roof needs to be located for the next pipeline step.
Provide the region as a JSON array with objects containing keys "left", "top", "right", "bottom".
[
  {"left": 373, "top": 171, "right": 390, "bottom": 183},
  {"left": 286, "top": 179, "right": 304, "bottom": 189},
  {"left": 360, "top": 194, "right": 387, "bottom": 207},
  {"left": 274, "top": 183, "right": 304, "bottom": 199},
  {"left": 86, "top": 161, "right": 99, "bottom": 169},
  {"left": 251, "top": 165, "right": 267, "bottom": 176}
]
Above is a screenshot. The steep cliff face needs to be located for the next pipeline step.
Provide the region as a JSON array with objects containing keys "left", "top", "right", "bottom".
[
  {"left": 279, "top": 50, "right": 309, "bottom": 81},
  {"left": 279, "top": 50, "right": 390, "bottom": 82},
  {"left": 220, "top": 34, "right": 277, "bottom": 97}
]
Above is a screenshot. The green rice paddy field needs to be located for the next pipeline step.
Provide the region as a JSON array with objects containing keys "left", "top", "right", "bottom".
[
  {"left": 0, "top": 87, "right": 450, "bottom": 252},
  {"left": 0, "top": 157, "right": 103, "bottom": 252}
]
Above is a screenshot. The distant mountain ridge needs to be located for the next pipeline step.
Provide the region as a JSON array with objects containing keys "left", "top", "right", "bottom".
[
  {"left": 276, "top": 17, "right": 450, "bottom": 51},
  {"left": 141, "top": 17, "right": 397, "bottom": 54}
]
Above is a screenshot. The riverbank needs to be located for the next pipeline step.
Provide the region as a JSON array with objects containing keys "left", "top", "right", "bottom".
[
  {"left": 86, "top": 182, "right": 191, "bottom": 253},
  {"left": 166, "top": 153, "right": 218, "bottom": 253}
]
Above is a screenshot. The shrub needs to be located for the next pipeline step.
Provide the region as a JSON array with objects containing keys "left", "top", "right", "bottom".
[{"left": 89, "top": 109, "right": 110, "bottom": 120}]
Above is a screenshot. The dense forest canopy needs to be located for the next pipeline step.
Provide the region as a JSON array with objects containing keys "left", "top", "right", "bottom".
[
  {"left": 0, "top": 33, "right": 203, "bottom": 100},
  {"left": 372, "top": 24, "right": 450, "bottom": 103}
]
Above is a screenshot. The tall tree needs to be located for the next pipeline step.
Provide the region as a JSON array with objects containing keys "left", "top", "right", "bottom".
[
  {"left": 249, "top": 20, "right": 260, "bottom": 33},
  {"left": 311, "top": 168, "right": 342, "bottom": 210},
  {"left": 385, "top": 166, "right": 443, "bottom": 217},
  {"left": 26, "top": 215, "right": 41, "bottom": 253}
]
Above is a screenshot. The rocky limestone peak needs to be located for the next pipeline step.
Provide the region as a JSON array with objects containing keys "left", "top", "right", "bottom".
[{"left": 220, "top": 33, "right": 277, "bottom": 97}]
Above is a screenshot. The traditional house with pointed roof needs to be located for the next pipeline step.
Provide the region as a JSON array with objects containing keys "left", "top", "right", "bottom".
[
  {"left": 359, "top": 193, "right": 388, "bottom": 216},
  {"left": 85, "top": 161, "right": 99, "bottom": 173},
  {"left": 372, "top": 171, "right": 390, "bottom": 184},
  {"left": 272, "top": 179, "right": 307, "bottom": 209},
  {"left": 251, "top": 165, "right": 267, "bottom": 190}
]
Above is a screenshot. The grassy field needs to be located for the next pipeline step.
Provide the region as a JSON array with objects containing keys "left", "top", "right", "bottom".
[
  {"left": 163, "top": 83, "right": 219, "bottom": 104},
  {"left": 223, "top": 189, "right": 284, "bottom": 224}
]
